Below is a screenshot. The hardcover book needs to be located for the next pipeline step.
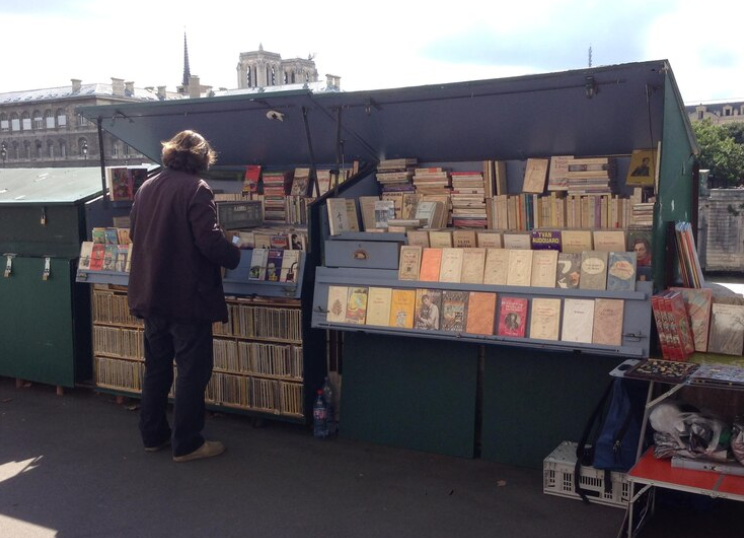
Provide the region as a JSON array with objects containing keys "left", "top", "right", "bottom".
[
  {"left": 506, "top": 249, "right": 533, "bottom": 287},
  {"left": 483, "top": 248, "right": 510, "bottom": 286},
  {"left": 561, "top": 298, "right": 595, "bottom": 343},
  {"left": 666, "top": 291, "right": 696, "bottom": 358},
  {"left": 249, "top": 249, "right": 268, "bottom": 280},
  {"left": 497, "top": 297, "right": 528, "bottom": 338},
  {"left": 414, "top": 289, "right": 443, "bottom": 330},
  {"left": 460, "top": 248, "right": 487, "bottom": 284},
  {"left": 398, "top": 245, "right": 423, "bottom": 281},
  {"left": 606, "top": 252, "right": 637, "bottom": 292},
  {"left": 592, "top": 298, "right": 625, "bottom": 346},
  {"left": 529, "top": 298, "right": 561, "bottom": 340},
  {"left": 465, "top": 292, "right": 497, "bottom": 335},
  {"left": 555, "top": 252, "right": 582, "bottom": 289},
  {"left": 419, "top": 248, "right": 444, "bottom": 282},
  {"left": 279, "top": 250, "right": 301, "bottom": 283},
  {"left": 242, "top": 165, "right": 262, "bottom": 193},
  {"left": 707, "top": 302, "right": 744, "bottom": 356},
  {"left": 669, "top": 287, "right": 713, "bottom": 352},
  {"left": 290, "top": 168, "right": 310, "bottom": 196},
  {"left": 439, "top": 248, "right": 464, "bottom": 283},
  {"left": 530, "top": 250, "right": 559, "bottom": 288},
  {"left": 530, "top": 230, "right": 562, "bottom": 251},
  {"left": 345, "top": 287, "right": 369, "bottom": 325},
  {"left": 389, "top": 289, "right": 416, "bottom": 329},
  {"left": 326, "top": 286, "right": 349, "bottom": 323},
  {"left": 440, "top": 290, "right": 470, "bottom": 332},
  {"left": 579, "top": 250, "right": 609, "bottom": 291},
  {"left": 560, "top": 230, "right": 593, "bottom": 254},
  {"left": 365, "top": 287, "right": 393, "bottom": 327}
]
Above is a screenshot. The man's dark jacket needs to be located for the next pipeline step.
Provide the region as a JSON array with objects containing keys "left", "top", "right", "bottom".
[{"left": 128, "top": 168, "right": 240, "bottom": 323}]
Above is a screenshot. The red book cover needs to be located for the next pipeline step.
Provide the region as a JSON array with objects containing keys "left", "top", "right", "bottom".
[
  {"left": 88, "top": 244, "right": 106, "bottom": 271},
  {"left": 497, "top": 297, "right": 528, "bottom": 338},
  {"left": 651, "top": 294, "right": 672, "bottom": 360},
  {"left": 667, "top": 290, "right": 695, "bottom": 359},
  {"left": 243, "top": 165, "right": 262, "bottom": 194},
  {"left": 660, "top": 291, "right": 682, "bottom": 361}
]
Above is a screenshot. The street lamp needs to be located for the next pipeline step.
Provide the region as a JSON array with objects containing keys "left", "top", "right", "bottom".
[
  {"left": 1, "top": 142, "right": 6, "bottom": 167},
  {"left": 81, "top": 141, "right": 88, "bottom": 160}
]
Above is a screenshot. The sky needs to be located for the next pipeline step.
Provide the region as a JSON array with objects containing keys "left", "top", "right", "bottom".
[{"left": 0, "top": 0, "right": 742, "bottom": 104}]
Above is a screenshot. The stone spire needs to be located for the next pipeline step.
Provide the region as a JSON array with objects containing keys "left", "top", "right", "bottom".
[{"left": 182, "top": 32, "right": 191, "bottom": 88}]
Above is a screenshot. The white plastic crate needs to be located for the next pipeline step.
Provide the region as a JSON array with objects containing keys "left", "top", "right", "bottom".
[{"left": 543, "top": 441, "right": 630, "bottom": 508}]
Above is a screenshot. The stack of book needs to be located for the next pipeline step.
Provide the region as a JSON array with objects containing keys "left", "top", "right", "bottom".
[
  {"left": 262, "top": 171, "right": 292, "bottom": 196},
  {"left": 413, "top": 167, "right": 451, "bottom": 196},
  {"left": 565, "top": 157, "right": 616, "bottom": 196},
  {"left": 651, "top": 290, "right": 696, "bottom": 361},
  {"left": 451, "top": 171, "right": 487, "bottom": 228},
  {"left": 376, "top": 158, "right": 417, "bottom": 187},
  {"left": 674, "top": 221, "right": 705, "bottom": 288},
  {"left": 631, "top": 202, "right": 654, "bottom": 226}
]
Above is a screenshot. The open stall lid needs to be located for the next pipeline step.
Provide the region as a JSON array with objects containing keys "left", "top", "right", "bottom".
[{"left": 0, "top": 167, "right": 103, "bottom": 206}]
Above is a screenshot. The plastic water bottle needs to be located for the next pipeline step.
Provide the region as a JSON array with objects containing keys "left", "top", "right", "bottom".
[
  {"left": 313, "top": 389, "right": 329, "bottom": 438},
  {"left": 322, "top": 376, "right": 336, "bottom": 435}
]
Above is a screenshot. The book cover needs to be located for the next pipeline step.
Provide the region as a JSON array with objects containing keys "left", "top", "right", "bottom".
[
  {"left": 279, "top": 250, "right": 301, "bottom": 283},
  {"left": 78, "top": 242, "right": 94, "bottom": 270},
  {"left": 529, "top": 298, "right": 561, "bottom": 341},
  {"left": 452, "top": 230, "right": 477, "bottom": 249},
  {"left": 428, "top": 231, "right": 453, "bottom": 248},
  {"left": 440, "top": 290, "right": 470, "bottom": 332},
  {"left": 345, "top": 287, "right": 369, "bottom": 325},
  {"left": 555, "top": 252, "right": 582, "bottom": 289},
  {"left": 326, "top": 286, "right": 349, "bottom": 323},
  {"left": 365, "top": 287, "right": 393, "bottom": 327},
  {"left": 116, "top": 228, "right": 131, "bottom": 245},
  {"left": 628, "top": 229, "right": 653, "bottom": 268},
  {"left": 104, "top": 228, "right": 119, "bottom": 245},
  {"left": 253, "top": 232, "right": 272, "bottom": 249},
  {"left": 651, "top": 294, "right": 675, "bottom": 360},
  {"left": 547, "top": 155, "right": 572, "bottom": 191},
  {"left": 593, "top": 230, "right": 627, "bottom": 253},
  {"left": 248, "top": 249, "right": 268, "bottom": 280},
  {"left": 288, "top": 232, "right": 306, "bottom": 251},
  {"left": 483, "top": 248, "right": 510, "bottom": 286},
  {"left": 290, "top": 168, "right": 310, "bottom": 196},
  {"left": 374, "top": 200, "right": 396, "bottom": 229},
  {"left": 670, "top": 287, "right": 713, "bottom": 352},
  {"left": 579, "top": 250, "right": 609, "bottom": 291},
  {"left": 130, "top": 167, "right": 148, "bottom": 195},
  {"left": 101, "top": 245, "right": 117, "bottom": 271},
  {"left": 667, "top": 291, "right": 695, "bottom": 357},
  {"left": 389, "top": 289, "right": 416, "bottom": 329},
  {"left": 530, "top": 250, "right": 559, "bottom": 288},
  {"left": 114, "top": 245, "right": 129, "bottom": 273},
  {"left": 497, "top": 297, "right": 528, "bottom": 338},
  {"left": 270, "top": 234, "right": 289, "bottom": 249},
  {"left": 89, "top": 244, "right": 105, "bottom": 270},
  {"left": 561, "top": 298, "right": 596, "bottom": 343},
  {"left": 606, "top": 252, "right": 637, "bottom": 291},
  {"left": 659, "top": 292, "right": 683, "bottom": 360},
  {"left": 439, "top": 248, "right": 464, "bottom": 283},
  {"left": 592, "top": 298, "right": 625, "bottom": 346},
  {"left": 398, "top": 245, "right": 423, "bottom": 281},
  {"left": 465, "top": 292, "right": 497, "bottom": 335},
  {"left": 358, "top": 196, "right": 379, "bottom": 232},
  {"left": 407, "top": 230, "right": 430, "bottom": 248},
  {"left": 108, "top": 167, "right": 132, "bottom": 201},
  {"left": 502, "top": 232, "right": 532, "bottom": 250},
  {"left": 530, "top": 230, "right": 562, "bottom": 251},
  {"left": 345, "top": 199, "right": 361, "bottom": 232},
  {"left": 522, "top": 158, "right": 549, "bottom": 194},
  {"left": 460, "top": 248, "right": 487, "bottom": 284},
  {"left": 506, "top": 249, "right": 533, "bottom": 287},
  {"left": 327, "top": 198, "right": 350, "bottom": 236},
  {"left": 419, "top": 248, "right": 443, "bottom": 282},
  {"left": 414, "top": 289, "right": 443, "bottom": 330},
  {"left": 560, "top": 230, "right": 593, "bottom": 254},
  {"left": 477, "top": 231, "right": 502, "bottom": 248},
  {"left": 243, "top": 165, "right": 262, "bottom": 194},
  {"left": 626, "top": 149, "right": 657, "bottom": 187}
]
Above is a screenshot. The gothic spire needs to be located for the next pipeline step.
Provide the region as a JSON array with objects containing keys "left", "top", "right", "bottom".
[{"left": 182, "top": 31, "right": 191, "bottom": 88}]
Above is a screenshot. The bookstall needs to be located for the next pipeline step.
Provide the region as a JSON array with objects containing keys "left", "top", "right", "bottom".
[
  {"left": 79, "top": 60, "right": 699, "bottom": 465},
  {"left": 0, "top": 167, "right": 103, "bottom": 390}
]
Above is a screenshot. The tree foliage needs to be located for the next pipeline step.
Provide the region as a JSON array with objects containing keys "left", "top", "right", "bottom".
[{"left": 692, "top": 119, "right": 744, "bottom": 185}]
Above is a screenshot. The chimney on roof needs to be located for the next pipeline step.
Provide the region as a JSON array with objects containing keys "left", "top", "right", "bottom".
[
  {"left": 157, "top": 86, "right": 167, "bottom": 100},
  {"left": 71, "top": 79, "right": 82, "bottom": 93},
  {"left": 111, "top": 78, "right": 125, "bottom": 97},
  {"left": 326, "top": 74, "right": 341, "bottom": 91},
  {"left": 125, "top": 81, "right": 135, "bottom": 96},
  {"left": 188, "top": 75, "right": 201, "bottom": 99}
]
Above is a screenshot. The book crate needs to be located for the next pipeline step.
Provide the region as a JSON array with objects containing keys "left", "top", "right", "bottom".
[{"left": 543, "top": 441, "right": 629, "bottom": 508}]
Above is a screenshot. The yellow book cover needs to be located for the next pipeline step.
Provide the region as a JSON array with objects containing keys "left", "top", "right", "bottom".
[
  {"left": 522, "top": 158, "right": 550, "bottom": 194},
  {"left": 345, "top": 287, "right": 369, "bottom": 325},
  {"left": 365, "top": 287, "right": 393, "bottom": 327},
  {"left": 389, "top": 289, "right": 416, "bottom": 329},
  {"left": 593, "top": 230, "right": 626, "bottom": 253},
  {"left": 626, "top": 149, "right": 657, "bottom": 187},
  {"left": 398, "top": 245, "right": 423, "bottom": 281},
  {"left": 465, "top": 292, "right": 497, "bottom": 335},
  {"left": 326, "top": 286, "right": 349, "bottom": 323}
]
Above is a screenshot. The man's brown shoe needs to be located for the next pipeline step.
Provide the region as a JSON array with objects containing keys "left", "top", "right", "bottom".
[{"left": 173, "top": 440, "right": 225, "bottom": 463}]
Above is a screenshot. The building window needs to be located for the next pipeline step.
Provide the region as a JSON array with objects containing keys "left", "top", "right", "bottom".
[
  {"left": 33, "top": 110, "right": 43, "bottom": 130},
  {"left": 35, "top": 140, "right": 43, "bottom": 159},
  {"left": 77, "top": 114, "right": 88, "bottom": 127},
  {"left": 45, "top": 110, "right": 55, "bottom": 129},
  {"left": 111, "top": 140, "right": 120, "bottom": 158},
  {"left": 12, "top": 141, "right": 19, "bottom": 160},
  {"left": 59, "top": 140, "right": 67, "bottom": 158},
  {"left": 22, "top": 111, "right": 31, "bottom": 131},
  {"left": 24, "top": 140, "right": 31, "bottom": 159},
  {"left": 56, "top": 108, "right": 67, "bottom": 127},
  {"left": 48, "top": 141, "right": 55, "bottom": 159},
  {"left": 11, "top": 113, "right": 20, "bottom": 131},
  {"left": 724, "top": 106, "right": 732, "bottom": 117},
  {"left": 0, "top": 114, "right": 8, "bottom": 131},
  {"left": 698, "top": 110, "right": 704, "bottom": 120}
]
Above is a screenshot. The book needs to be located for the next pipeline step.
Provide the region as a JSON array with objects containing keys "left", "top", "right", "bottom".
[
  {"left": 579, "top": 251, "right": 609, "bottom": 291},
  {"left": 279, "top": 250, "right": 301, "bottom": 283},
  {"left": 530, "top": 250, "right": 558, "bottom": 288},
  {"left": 389, "top": 289, "right": 416, "bottom": 329},
  {"left": 345, "top": 287, "right": 369, "bottom": 325},
  {"left": 407, "top": 230, "right": 430, "bottom": 247},
  {"left": 327, "top": 198, "right": 350, "bottom": 236},
  {"left": 465, "top": 292, "right": 497, "bottom": 335},
  {"left": 365, "top": 287, "right": 393, "bottom": 327},
  {"left": 248, "top": 249, "right": 268, "bottom": 280},
  {"left": 78, "top": 241, "right": 94, "bottom": 270},
  {"left": 592, "top": 299, "right": 625, "bottom": 346},
  {"left": 669, "top": 287, "right": 713, "bottom": 352},
  {"left": 560, "top": 230, "right": 593, "bottom": 254},
  {"left": 102, "top": 245, "right": 117, "bottom": 271},
  {"left": 107, "top": 167, "right": 133, "bottom": 201},
  {"left": 398, "top": 245, "right": 423, "bottom": 281},
  {"left": 104, "top": 228, "right": 119, "bottom": 245},
  {"left": 530, "top": 230, "right": 561, "bottom": 251},
  {"left": 414, "top": 289, "right": 443, "bottom": 330},
  {"left": 116, "top": 228, "right": 131, "bottom": 245},
  {"left": 555, "top": 252, "right": 582, "bottom": 289},
  {"left": 358, "top": 196, "right": 379, "bottom": 231},
  {"left": 452, "top": 230, "right": 477, "bottom": 249},
  {"left": 374, "top": 200, "right": 396, "bottom": 229},
  {"left": 326, "top": 286, "right": 349, "bottom": 323},
  {"left": 114, "top": 245, "right": 129, "bottom": 273},
  {"left": 477, "top": 231, "right": 502, "bottom": 248},
  {"left": 522, "top": 158, "right": 549, "bottom": 194},
  {"left": 665, "top": 291, "right": 696, "bottom": 358},
  {"left": 428, "top": 230, "right": 453, "bottom": 248},
  {"left": 606, "top": 252, "right": 637, "bottom": 291},
  {"left": 89, "top": 244, "right": 105, "bottom": 270},
  {"left": 440, "top": 290, "right": 470, "bottom": 332},
  {"left": 561, "top": 299, "right": 596, "bottom": 343},
  {"left": 626, "top": 359, "right": 699, "bottom": 384},
  {"left": 497, "top": 297, "right": 528, "bottom": 337},
  {"left": 529, "top": 298, "right": 561, "bottom": 340},
  {"left": 316, "top": 169, "right": 332, "bottom": 196},
  {"left": 91, "top": 227, "right": 107, "bottom": 244},
  {"left": 345, "top": 199, "right": 361, "bottom": 232},
  {"left": 593, "top": 230, "right": 627, "bottom": 252},
  {"left": 547, "top": 155, "right": 572, "bottom": 191},
  {"left": 483, "top": 248, "right": 510, "bottom": 286},
  {"left": 290, "top": 167, "right": 310, "bottom": 196},
  {"left": 414, "top": 200, "right": 445, "bottom": 228},
  {"left": 651, "top": 293, "right": 674, "bottom": 360},
  {"left": 265, "top": 249, "right": 283, "bottom": 282},
  {"left": 419, "top": 248, "right": 443, "bottom": 282},
  {"left": 628, "top": 228, "right": 653, "bottom": 268},
  {"left": 242, "top": 165, "right": 262, "bottom": 193},
  {"left": 707, "top": 302, "right": 744, "bottom": 356},
  {"left": 626, "top": 149, "right": 657, "bottom": 187},
  {"left": 502, "top": 232, "right": 531, "bottom": 250},
  {"left": 460, "top": 248, "right": 487, "bottom": 284},
  {"left": 506, "top": 249, "right": 533, "bottom": 287},
  {"left": 439, "top": 248, "right": 464, "bottom": 283}
]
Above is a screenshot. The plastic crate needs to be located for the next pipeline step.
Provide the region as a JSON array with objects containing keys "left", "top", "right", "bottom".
[{"left": 543, "top": 441, "right": 630, "bottom": 508}]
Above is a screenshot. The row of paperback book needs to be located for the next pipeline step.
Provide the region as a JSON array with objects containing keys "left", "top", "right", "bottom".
[
  {"left": 212, "top": 301, "right": 303, "bottom": 344},
  {"left": 213, "top": 338, "right": 303, "bottom": 380},
  {"left": 228, "top": 228, "right": 308, "bottom": 251},
  {"left": 397, "top": 246, "right": 638, "bottom": 292},
  {"left": 241, "top": 164, "right": 358, "bottom": 198},
  {"left": 79, "top": 241, "right": 130, "bottom": 272},
  {"left": 205, "top": 372, "right": 303, "bottom": 417},
  {"left": 247, "top": 248, "right": 302, "bottom": 283},
  {"left": 93, "top": 288, "right": 142, "bottom": 327},
  {"left": 326, "top": 285, "right": 626, "bottom": 346}
]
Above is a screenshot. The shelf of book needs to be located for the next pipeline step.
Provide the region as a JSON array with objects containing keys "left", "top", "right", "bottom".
[{"left": 312, "top": 267, "right": 653, "bottom": 358}]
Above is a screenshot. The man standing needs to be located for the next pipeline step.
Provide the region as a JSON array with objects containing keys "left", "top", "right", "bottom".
[{"left": 129, "top": 130, "right": 241, "bottom": 462}]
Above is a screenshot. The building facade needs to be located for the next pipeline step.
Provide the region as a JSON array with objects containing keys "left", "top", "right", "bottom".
[
  {"left": 236, "top": 44, "right": 319, "bottom": 90},
  {"left": 686, "top": 101, "right": 744, "bottom": 125},
  {"left": 0, "top": 79, "right": 173, "bottom": 169}
]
